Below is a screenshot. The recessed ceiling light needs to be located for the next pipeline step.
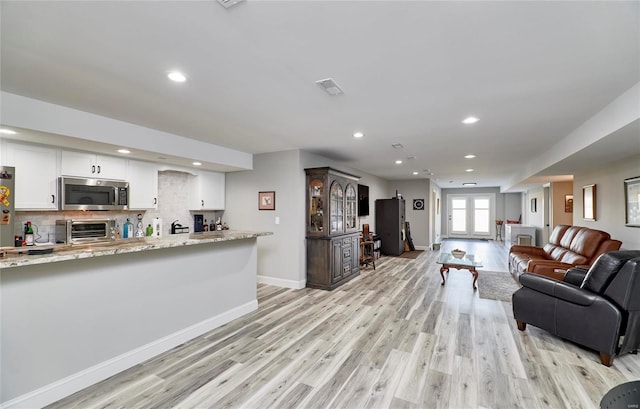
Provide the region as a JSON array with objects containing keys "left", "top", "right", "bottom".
[
  {"left": 168, "top": 71, "right": 187, "bottom": 82},
  {"left": 392, "top": 143, "right": 403, "bottom": 149},
  {"left": 353, "top": 132, "right": 364, "bottom": 138},
  {"left": 117, "top": 149, "right": 131, "bottom": 154},
  {"left": 193, "top": 161, "right": 202, "bottom": 166},
  {"left": 463, "top": 182, "right": 477, "bottom": 186},
  {"left": 412, "top": 171, "right": 419, "bottom": 175},
  {"left": 462, "top": 116, "right": 479, "bottom": 124},
  {"left": 407, "top": 156, "right": 416, "bottom": 160},
  {"left": 464, "top": 154, "right": 476, "bottom": 159},
  {"left": 0, "top": 129, "right": 17, "bottom": 135},
  {"left": 466, "top": 169, "right": 474, "bottom": 172},
  {"left": 395, "top": 160, "right": 403, "bottom": 165}
]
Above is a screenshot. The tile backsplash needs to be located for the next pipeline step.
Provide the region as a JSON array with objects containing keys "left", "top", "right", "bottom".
[{"left": 14, "top": 171, "right": 223, "bottom": 243}]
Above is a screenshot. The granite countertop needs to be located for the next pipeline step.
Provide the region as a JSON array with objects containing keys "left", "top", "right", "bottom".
[{"left": 0, "top": 230, "right": 273, "bottom": 269}]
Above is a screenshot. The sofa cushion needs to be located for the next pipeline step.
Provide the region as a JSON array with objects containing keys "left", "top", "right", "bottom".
[
  {"left": 559, "top": 226, "right": 582, "bottom": 249},
  {"left": 549, "top": 225, "right": 569, "bottom": 245},
  {"left": 560, "top": 251, "right": 588, "bottom": 266},
  {"left": 569, "top": 228, "right": 610, "bottom": 259},
  {"left": 582, "top": 252, "right": 636, "bottom": 294}
]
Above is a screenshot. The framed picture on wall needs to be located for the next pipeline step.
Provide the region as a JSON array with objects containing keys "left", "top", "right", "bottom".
[
  {"left": 582, "top": 184, "right": 596, "bottom": 221},
  {"left": 624, "top": 176, "right": 640, "bottom": 227},
  {"left": 258, "top": 191, "right": 275, "bottom": 210},
  {"left": 565, "top": 195, "right": 573, "bottom": 213}
]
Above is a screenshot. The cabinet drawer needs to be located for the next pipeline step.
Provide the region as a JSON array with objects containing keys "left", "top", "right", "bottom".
[
  {"left": 343, "top": 263, "right": 351, "bottom": 276},
  {"left": 343, "top": 247, "right": 351, "bottom": 259},
  {"left": 342, "top": 237, "right": 351, "bottom": 246}
]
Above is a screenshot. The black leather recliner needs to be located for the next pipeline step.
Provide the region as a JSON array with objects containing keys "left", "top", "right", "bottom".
[{"left": 512, "top": 250, "right": 640, "bottom": 366}]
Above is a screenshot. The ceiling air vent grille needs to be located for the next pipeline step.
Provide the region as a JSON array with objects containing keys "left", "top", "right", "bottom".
[
  {"left": 217, "top": 0, "right": 243, "bottom": 9},
  {"left": 315, "top": 78, "right": 344, "bottom": 96}
]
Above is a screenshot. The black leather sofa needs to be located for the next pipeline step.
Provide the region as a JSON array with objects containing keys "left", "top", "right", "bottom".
[{"left": 512, "top": 250, "right": 640, "bottom": 366}]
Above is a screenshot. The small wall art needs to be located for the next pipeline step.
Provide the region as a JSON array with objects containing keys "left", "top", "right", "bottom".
[
  {"left": 531, "top": 198, "right": 537, "bottom": 213},
  {"left": 582, "top": 184, "right": 597, "bottom": 221},
  {"left": 565, "top": 194, "right": 573, "bottom": 213},
  {"left": 258, "top": 191, "right": 275, "bottom": 210},
  {"left": 624, "top": 176, "right": 640, "bottom": 227},
  {"left": 413, "top": 199, "right": 425, "bottom": 210}
]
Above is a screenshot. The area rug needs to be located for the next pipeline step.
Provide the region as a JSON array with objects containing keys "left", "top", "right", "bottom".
[
  {"left": 477, "top": 270, "right": 521, "bottom": 302},
  {"left": 395, "top": 250, "right": 424, "bottom": 259}
]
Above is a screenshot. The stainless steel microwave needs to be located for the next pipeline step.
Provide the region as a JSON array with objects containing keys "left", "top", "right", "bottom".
[
  {"left": 58, "top": 176, "right": 129, "bottom": 211},
  {"left": 55, "top": 219, "right": 117, "bottom": 244}
]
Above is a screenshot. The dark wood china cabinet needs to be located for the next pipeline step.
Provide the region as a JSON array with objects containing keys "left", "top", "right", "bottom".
[{"left": 305, "top": 167, "right": 360, "bottom": 290}]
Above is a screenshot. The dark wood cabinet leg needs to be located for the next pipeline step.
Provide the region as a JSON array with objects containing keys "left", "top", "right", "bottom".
[
  {"left": 599, "top": 352, "right": 614, "bottom": 367},
  {"left": 516, "top": 320, "right": 526, "bottom": 331}
]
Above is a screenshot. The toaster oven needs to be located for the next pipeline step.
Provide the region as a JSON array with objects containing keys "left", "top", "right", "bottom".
[{"left": 55, "top": 219, "right": 117, "bottom": 244}]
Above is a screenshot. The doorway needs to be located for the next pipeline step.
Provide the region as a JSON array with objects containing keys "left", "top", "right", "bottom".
[{"left": 447, "top": 194, "right": 495, "bottom": 239}]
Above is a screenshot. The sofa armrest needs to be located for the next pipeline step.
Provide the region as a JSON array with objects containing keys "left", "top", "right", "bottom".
[
  {"left": 519, "top": 273, "right": 597, "bottom": 306},
  {"left": 564, "top": 267, "right": 588, "bottom": 286},
  {"left": 526, "top": 259, "right": 575, "bottom": 279},
  {"left": 509, "top": 245, "right": 547, "bottom": 257}
]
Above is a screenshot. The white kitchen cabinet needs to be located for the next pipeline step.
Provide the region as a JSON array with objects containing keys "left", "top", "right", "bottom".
[
  {"left": 61, "top": 150, "right": 126, "bottom": 180},
  {"left": 126, "top": 159, "right": 158, "bottom": 209},
  {"left": 3, "top": 141, "right": 59, "bottom": 210},
  {"left": 189, "top": 170, "right": 225, "bottom": 210}
]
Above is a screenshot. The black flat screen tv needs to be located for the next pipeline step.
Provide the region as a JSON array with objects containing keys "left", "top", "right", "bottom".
[{"left": 358, "top": 184, "right": 369, "bottom": 216}]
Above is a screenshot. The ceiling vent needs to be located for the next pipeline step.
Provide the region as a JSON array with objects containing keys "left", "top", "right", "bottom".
[
  {"left": 217, "top": 0, "right": 243, "bottom": 9},
  {"left": 316, "top": 78, "right": 344, "bottom": 96}
]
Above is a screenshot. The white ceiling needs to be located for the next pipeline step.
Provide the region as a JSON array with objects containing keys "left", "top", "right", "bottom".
[{"left": 1, "top": 1, "right": 639, "bottom": 189}]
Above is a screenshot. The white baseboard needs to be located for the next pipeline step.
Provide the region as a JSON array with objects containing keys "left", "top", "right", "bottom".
[
  {"left": 414, "top": 245, "right": 429, "bottom": 251},
  {"left": 0, "top": 300, "right": 258, "bottom": 409},
  {"left": 257, "top": 274, "right": 306, "bottom": 289}
]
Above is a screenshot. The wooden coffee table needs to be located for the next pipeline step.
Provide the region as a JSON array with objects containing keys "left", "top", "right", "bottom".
[{"left": 436, "top": 252, "right": 483, "bottom": 290}]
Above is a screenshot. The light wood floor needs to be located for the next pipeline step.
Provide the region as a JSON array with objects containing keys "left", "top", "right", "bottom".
[{"left": 47, "top": 239, "right": 639, "bottom": 409}]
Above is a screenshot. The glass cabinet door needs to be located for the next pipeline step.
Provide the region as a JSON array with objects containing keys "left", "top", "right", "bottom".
[
  {"left": 345, "top": 183, "right": 357, "bottom": 230},
  {"left": 309, "top": 179, "right": 324, "bottom": 232},
  {"left": 330, "top": 181, "right": 343, "bottom": 233}
]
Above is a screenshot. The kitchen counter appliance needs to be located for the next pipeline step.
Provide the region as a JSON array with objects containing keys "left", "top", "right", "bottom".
[
  {"left": 55, "top": 219, "right": 117, "bottom": 244},
  {"left": 59, "top": 176, "right": 129, "bottom": 211}
]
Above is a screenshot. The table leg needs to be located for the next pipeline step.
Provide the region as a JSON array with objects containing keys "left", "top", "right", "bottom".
[
  {"left": 470, "top": 267, "right": 478, "bottom": 290},
  {"left": 439, "top": 266, "right": 448, "bottom": 286}
]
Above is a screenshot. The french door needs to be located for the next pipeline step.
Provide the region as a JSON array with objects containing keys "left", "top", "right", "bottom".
[{"left": 447, "top": 194, "right": 495, "bottom": 239}]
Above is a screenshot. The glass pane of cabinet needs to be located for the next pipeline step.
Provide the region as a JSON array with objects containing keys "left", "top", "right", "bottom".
[
  {"left": 345, "top": 184, "right": 357, "bottom": 230},
  {"left": 309, "top": 179, "right": 324, "bottom": 232},
  {"left": 330, "top": 181, "right": 343, "bottom": 233}
]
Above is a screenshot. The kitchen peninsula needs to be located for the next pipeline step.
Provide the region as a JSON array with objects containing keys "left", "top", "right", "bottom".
[{"left": 0, "top": 230, "right": 271, "bottom": 408}]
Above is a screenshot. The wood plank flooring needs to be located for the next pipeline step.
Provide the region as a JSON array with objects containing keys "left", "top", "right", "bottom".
[{"left": 47, "top": 239, "right": 639, "bottom": 409}]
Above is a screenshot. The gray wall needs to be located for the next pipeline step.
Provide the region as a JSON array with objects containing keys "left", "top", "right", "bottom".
[
  {"left": 573, "top": 155, "right": 640, "bottom": 250},
  {"left": 225, "top": 150, "right": 307, "bottom": 288},
  {"left": 440, "top": 187, "right": 518, "bottom": 239},
  {"left": 388, "top": 179, "right": 432, "bottom": 249},
  {"left": 225, "top": 149, "right": 391, "bottom": 288}
]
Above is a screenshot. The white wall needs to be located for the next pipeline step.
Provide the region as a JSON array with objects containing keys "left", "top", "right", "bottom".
[
  {"left": 388, "top": 179, "right": 431, "bottom": 249},
  {"left": 225, "top": 150, "right": 306, "bottom": 289},
  {"left": 573, "top": 155, "right": 640, "bottom": 250},
  {"left": 225, "top": 149, "right": 391, "bottom": 289},
  {"left": 525, "top": 186, "right": 545, "bottom": 244}
]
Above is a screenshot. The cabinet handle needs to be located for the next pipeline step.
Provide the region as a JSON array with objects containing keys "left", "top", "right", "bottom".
[
  {"left": 51, "top": 194, "right": 55, "bottom": 204},
  {"left": 91, "top": 165, "right": 96, "bottom": 173},
  {"left": 97, "top": 165, "right": 101, "bottom": 174},
  {"left": 201, "top": 200, "right": 204, "bottom": 207}
]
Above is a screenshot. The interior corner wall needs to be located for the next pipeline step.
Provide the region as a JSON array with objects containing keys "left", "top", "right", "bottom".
[
  {"left": 551, "top": 181, "right": 574, "bottom": 228},
  {"left": 431, "top": 182, "right": 442, "bottom": 246},
  {"left": 573, "top": 155, "right": 640, "bottom": 250},
  {"left": 388, "top": 179, "right": 431, "bottom": 249},
  {"left": 524, "top": 186, "right": 545, "bottom": 245},
  {"left": 225, "top": 150, "right": 306, "bottom": 288}
]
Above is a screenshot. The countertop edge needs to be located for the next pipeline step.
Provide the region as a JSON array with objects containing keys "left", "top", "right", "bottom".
[{"left": 0, "top": 230, "right": 273, "bottom": 269}]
